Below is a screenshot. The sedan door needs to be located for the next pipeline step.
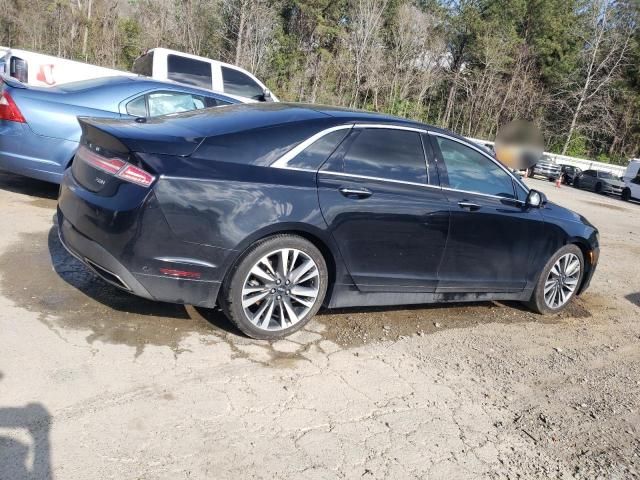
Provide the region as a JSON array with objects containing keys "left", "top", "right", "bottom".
[
  {"left": 429, "top": 133, "right": 544, "bottom": 293},
  {"left": 317, "top": 126, "right": 450, "bottom": 292}
]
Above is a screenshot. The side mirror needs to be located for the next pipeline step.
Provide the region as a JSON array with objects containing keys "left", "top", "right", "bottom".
[{"left": 526, "top": 189, "right": 546, "bottom": 208}]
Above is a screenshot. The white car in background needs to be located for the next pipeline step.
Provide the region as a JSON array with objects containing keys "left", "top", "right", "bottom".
[
  {"left": 622, "top": 159, "right": 640, "bottom": 202},
  {"left": 0, "top": 47, "right": 133, "bottom": 86},
  {"left": 132, "top": 48, "right": 277, "bottom": 103}
]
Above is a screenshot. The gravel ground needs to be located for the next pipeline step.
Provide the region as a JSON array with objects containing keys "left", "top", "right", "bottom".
[{"left": 0, "top": 171, "right": 638, "bottom": 479}]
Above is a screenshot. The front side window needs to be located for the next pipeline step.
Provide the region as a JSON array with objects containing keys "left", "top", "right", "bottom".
[
  {"left": 221, "top": 66, "right": 264, "bottom": 99},
  {"left": 341, "top": 128, "right": 427, "bottom": 184},
  {"left": 435, "top": 136, "right": 515, "bottom": 198},
  {"left": 147, "top": 92, "right": 207, "bottom": 116},
  {"left": 167, "top": 55, "right": 212, "bottom": 89}
]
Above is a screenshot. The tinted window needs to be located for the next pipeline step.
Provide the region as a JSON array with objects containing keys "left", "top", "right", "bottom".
[
  {"left": 583, "top": 170, "right": 596, "bottom": 177},
  {"left": 287, "top": 129, "right": 350, "bottom": 170},
  {"left": 221, "top": 66, "right": 263, "bottom": 99},
  {"left": 167, "top": 55, "right": 212, "bottom": 89},
  {"left": 132, "top": 52, "right": 154, "bottom": 77},
  {"left": 342, "top": 129, "right": 427, "bottom": 184},
  {"left": 435, "top": 137, "right": 515, "bottom": 198},
  {"left": 126, "top": 95, "right": 147, "bottom": 116},
  {"left": 147, "top": 91, "right": 207, "bottom": 116}
]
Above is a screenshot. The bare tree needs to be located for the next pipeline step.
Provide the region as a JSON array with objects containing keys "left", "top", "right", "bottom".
[{"left": 561, "top": 0, "right": 634, "bottom": 154}]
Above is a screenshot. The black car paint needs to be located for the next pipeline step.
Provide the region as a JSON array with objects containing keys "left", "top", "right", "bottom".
[{"left": 57, "top": 103, "right": 599, "bottom": 310}]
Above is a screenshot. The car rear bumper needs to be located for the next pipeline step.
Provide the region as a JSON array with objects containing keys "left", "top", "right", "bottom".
[{"left": 57, "top": 207, "right": 221, "bottom": 308}]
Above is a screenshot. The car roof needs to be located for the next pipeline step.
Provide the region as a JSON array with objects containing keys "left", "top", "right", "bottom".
[{"left": 54, "top": 75, "right": 240, "bottom": 102}]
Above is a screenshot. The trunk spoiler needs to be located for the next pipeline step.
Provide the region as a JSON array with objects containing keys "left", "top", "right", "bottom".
[{"left": 78, "top": 116, "right": 206, "bottom": 157}]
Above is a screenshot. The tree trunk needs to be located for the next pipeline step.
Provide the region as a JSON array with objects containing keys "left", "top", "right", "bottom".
[{"left": 235, "top": 0, "right": 246, "bottom": 65}]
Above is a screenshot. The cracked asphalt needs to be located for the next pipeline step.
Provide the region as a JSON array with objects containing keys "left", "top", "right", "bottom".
[{"left": 0, "top": 171, "right": 639, "bottom": 479}]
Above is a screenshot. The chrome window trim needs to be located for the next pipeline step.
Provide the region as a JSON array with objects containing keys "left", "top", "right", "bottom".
[
  {"left": 429, "top": 131, "right": 530, "bottom": 196},
  {"left": 353, "top": 123, "right": 428, "bottom": 134},
  {"left": 270, "top": 124, "right": 354, "bottom": 168},
  {"left": 319, "top": 170, "right": 441, "bottom": 190}
]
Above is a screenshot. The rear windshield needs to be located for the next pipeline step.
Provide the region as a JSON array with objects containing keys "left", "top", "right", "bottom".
[{"left": 132, "top": 51, "right": 154, "bottom": 77}]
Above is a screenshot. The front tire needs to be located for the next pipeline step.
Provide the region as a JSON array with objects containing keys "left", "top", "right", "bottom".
[
  {"left": 527, "top": 245, "right": 584, "bottom": 315},
  {"left": 622, "top": 188, "right": 631, "bottom": 201},
  {"left": 220, "top": 235, "right": 328, "bottom": 339},
  {"left": 573, "top": 177, "right": 580, "bottom": 189}
]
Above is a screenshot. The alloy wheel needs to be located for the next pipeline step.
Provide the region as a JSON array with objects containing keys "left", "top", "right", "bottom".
[
  {"left": 241, "top": 248, "right": 320, "bottom": 331},
  {"left": 543, "top": 253, "right": 581, "bottom": 309}
]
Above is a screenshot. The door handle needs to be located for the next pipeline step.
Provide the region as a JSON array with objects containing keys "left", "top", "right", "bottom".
[
  {"left": 339, "top": 187, "right": 373, "bottom": 199},
  {"left": 458, "top": 201, "right": 481, "bottom": 211}
]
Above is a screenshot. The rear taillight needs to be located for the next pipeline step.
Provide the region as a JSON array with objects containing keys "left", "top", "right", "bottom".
[
  {"left": 0, "top": 90, "right": 26, "bottom": 123},
  {"left": 76, "top": 145, "right": 156, "bottom": 187}
]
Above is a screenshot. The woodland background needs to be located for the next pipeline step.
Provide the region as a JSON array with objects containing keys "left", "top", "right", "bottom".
[{"left": 1, "top": 0, "right": 638, "bottom": 164}]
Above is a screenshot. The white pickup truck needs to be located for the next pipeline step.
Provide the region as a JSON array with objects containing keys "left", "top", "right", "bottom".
[{"left": 0, "top": 47, "right": 274, "bottom": 103}]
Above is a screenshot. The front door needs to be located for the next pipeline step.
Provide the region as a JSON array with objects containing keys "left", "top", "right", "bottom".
[
  {"left": 317, "top": 127, "right": 450, "bottom": 292},
  {"left": 429, "top": 134, "right": 544, "bottom": 293}
]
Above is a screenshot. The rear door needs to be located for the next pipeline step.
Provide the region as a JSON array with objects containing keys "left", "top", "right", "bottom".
[
  {"left": 429, "top": 133, "right": 544, "bottom": 293},
  {"left": 317, "top": 126, "right": 450, "bottom": 292}
]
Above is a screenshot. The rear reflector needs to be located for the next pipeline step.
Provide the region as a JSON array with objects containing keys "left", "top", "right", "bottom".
[
  {"left": 159, "top": 268, "right": 202, "bottom": 279},
  {"left": 0, "top": 91, "right": 26, "bottom": 123},
  {"left": 76, "top": 145, "right": 156, "bottom": 187}
]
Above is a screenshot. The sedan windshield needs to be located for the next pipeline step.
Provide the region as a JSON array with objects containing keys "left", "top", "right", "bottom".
[{"left": 598, "top": 171, "right": 615, "bottom": 180}]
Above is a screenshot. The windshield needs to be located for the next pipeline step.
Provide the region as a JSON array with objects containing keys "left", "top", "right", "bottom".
[{"left": 598, "top": 171, "right": 615, "bottom": 180}]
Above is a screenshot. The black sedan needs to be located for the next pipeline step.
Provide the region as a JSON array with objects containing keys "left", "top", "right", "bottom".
[
  {"left": 559, "top": 164, "right": 581, "bottom": 185},
  {"left": 57, "top": 104, "right": 600, "bottom": 339}
]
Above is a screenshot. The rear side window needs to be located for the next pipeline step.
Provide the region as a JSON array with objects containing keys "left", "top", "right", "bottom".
[
  {"left": 287, "top": 129, "right": 350, "bottom": 170},
  {"left": 126, "top": 96, "right": 147, "bottom": 116},
  {"left": 167, "top": 55, "right": 212, "bottom": 89},
  {"left": 341, "top": 128, "right": 427, "bottom": 184},
  {"left": 221, "top": 66, "right": 263, "bottom": 99},
  {"left": 126, "top": 91, "right": 217, "bottom": 117},
  {"left": 435, "top": 136, "right": 515, "bottom": 198}
]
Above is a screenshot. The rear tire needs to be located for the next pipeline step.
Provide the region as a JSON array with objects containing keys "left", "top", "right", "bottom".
[
  {"left": 622, "top": 188, "right": 631, "bottom": 201},
  {"left": 526, "top": 244, "right": 584, "bottom": 315},
  {"left": 220, "top": 234, "right": 328, "bottom": 339}
]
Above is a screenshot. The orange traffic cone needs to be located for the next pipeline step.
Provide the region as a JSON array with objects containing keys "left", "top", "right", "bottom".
[{"left": 555, "top": 176, "right": 562, "bottom": 188}]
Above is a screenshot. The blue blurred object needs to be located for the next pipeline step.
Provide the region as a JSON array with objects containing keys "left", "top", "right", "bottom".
[{"left": 0, "top": 75, "right": 240, "bottom": 183}]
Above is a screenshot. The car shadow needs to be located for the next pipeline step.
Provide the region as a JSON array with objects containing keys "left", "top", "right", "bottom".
[
  {"left": 0, "top": 372, "right": 52, "bottom": 480},
  {"left": 0, "top": 171, "right": 58, "bottom": 200},
  {"left": 625, "top": 293, "right": 640, "bottom": 308},
  {"left": 47, "top": 225, "right": 190, "bottom": 320}
]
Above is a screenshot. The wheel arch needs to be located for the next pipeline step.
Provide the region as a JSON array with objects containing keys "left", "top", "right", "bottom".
[
  {"left": 566, "top": 236, "right": 595, "bottom": 295},
  {"left": 218, "top": 222, "right": 344, "bottom": 302}
]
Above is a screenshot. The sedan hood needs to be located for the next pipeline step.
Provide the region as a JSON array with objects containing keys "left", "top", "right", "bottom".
[{"left": 541, "top": 201, "right": 594, "bottom": 228}]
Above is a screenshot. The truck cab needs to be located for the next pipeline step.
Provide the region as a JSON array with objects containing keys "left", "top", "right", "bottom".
[{"left": 132, "top": 48, "right": 277, "bottom": 103}]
